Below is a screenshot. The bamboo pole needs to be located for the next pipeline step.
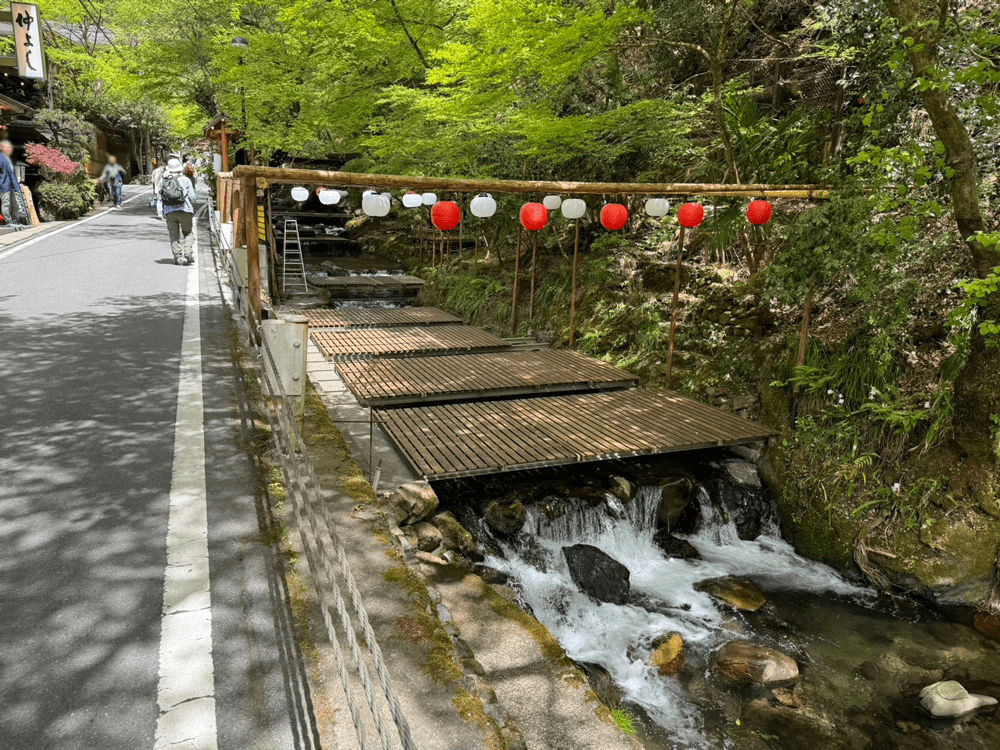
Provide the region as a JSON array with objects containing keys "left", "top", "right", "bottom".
[
  {"left": 529, "top": 231, "right": 537, "bottom": 320},
  {"left": 232, "top": 165, "right": 828, "bottom": 200},
  {"left": 569, "top": 219, "right": 580, "bottom": 347},
  {"left": 458, "top": 195, "right": 464, "bottom": 262},
  {"left": 512, "top": 225, "right": 522, "bottom": 335},
  {"left": 666, "top": 226, "right": 686, "bottom": 383}
]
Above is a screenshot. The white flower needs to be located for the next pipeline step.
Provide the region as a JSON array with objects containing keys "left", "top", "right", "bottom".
[
  {"left": 892, "top": 482, "right": 901, "bottom": 494},
  {"left": 924, "top": 401, "right": 931, "bottom": 409},
  {"left": 827, "top": 389, "right": 834, "bottom": 396},
  {"left": 869, "top": 387, "right": 878, "bottom": 400},
  {"left": 837, "top": 395, "right": 845, "bottom": 405}
]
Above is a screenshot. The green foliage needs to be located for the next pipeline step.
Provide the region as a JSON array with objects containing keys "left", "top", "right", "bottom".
[
  {"left": 32, "top": 109, "right": 93, "bottom": 162},
  {"left": 610, "top": 706, "right": 638, "bottom": 737},
  {"left": 36, "top": 180, "right": 94, "bottom": 220}
]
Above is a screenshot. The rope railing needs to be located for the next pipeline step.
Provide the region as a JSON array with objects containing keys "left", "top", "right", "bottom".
[{"left": 207, "top": 203, "right": 418, "bottom": 750}]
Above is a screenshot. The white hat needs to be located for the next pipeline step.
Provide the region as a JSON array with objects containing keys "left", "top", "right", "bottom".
[{"left": 167, "top": 158, "right": 183, "bottom": 174}]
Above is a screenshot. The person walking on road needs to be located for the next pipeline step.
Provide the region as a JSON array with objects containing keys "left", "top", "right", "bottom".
[
  {"left": 150, "top": 158, "right": 167, "bottom": 219},
  {"left": 100, "top": 156, "right": 127, "bottom": 207},
  {"left": 0, "top": 140, "right": 26, "bottom": 229},
  {"left": 160, "top": 157, "right": 197, "bottom": 266}
]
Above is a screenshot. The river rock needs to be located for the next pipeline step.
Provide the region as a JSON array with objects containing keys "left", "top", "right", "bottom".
[
  {"left": 431, "top": 511, "right": 475, "bottom": 554},
  {"left": 579, "top": 662, "right": 621, "bottom": 707},
  {"left": 648, "top": 632, "right": 684, "bottom": 676},
  {"left": 715, "top": 640, "right": 799, "bottom": 684},
  {"left": 695, "top": 576, "right": 767, "bottom": 611},
  {"left": 389, "top": 481, "right": 439, "bottom": 526},
  {"left": 652, "top": 529, "right": 700, "bottom": 560},
  {"left": 610, "top": 475, "right": 635, "bottom": 502},
  {"left": 918, "top": 680, "right": 998, "bottom": 718},
  {"left": 482, "top": 498, "right": 526, "bottom": 536},
  {"left": 974, "top": 611, "right": 1000, "bottom": 643},
  {"left": 657, "top": 476, "right": 698, "bottom": 532},
  {"left": 562, "top": 544, "right": 630, "bottom": 605},
  {"left": 412, "top": 521, "right": 444, "bottom": 552},
  {"left": 723, "top": 459, "right": 761, "bottom": 488}
]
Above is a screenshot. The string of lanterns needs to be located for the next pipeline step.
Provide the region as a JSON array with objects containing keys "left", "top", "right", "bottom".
[{"left": 286, "top": 186, "right": 774, "bottom": 229}]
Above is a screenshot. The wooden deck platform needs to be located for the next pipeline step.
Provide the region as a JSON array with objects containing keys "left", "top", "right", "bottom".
[
  {"left": 311, "top": 325, "right": 509, "bottom": 361},
  {"left": 374, "top": 389, "right": 776, "bottom": 480},
  {"left": 337, "top": 350, "right": 638, "bottom": 406},
  {"left": 306, "top": 274, "right": 424, "bottom": 300},
  {"left": 297, "top": 307, "right": 463, "bottom": 329}
]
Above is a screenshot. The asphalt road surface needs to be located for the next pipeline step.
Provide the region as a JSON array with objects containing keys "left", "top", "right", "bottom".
[{"left": 0, "top": 188, "right": 320, "bottom": 750}]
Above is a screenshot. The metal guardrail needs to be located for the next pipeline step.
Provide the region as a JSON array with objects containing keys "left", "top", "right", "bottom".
[{"left": 207, "top": 207, "right": 418, "bottom": 750}]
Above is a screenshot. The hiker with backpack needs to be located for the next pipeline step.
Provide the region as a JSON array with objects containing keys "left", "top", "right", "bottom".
[{"left": 159, "top": 157, "right": 197, "bottom": 265}]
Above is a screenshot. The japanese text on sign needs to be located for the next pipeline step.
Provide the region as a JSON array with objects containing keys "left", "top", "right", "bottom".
[{"left": 12, "top": 3, "right": 45, "bottom": 80}]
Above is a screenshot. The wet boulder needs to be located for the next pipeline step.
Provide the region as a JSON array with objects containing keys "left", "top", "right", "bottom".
[
  {"left": 715, "top": 640, "right": 799, "bottom": 685},
  {"left": 562, "top": 544, "right": 630, "bottom": 605},
  {"left": 610, "top": 475, "right": 635, "bottom": 502},
  {"left": 652, "top": 529, "right": 700, "bottom": 560},
  {"left": 974, "top": 611, "right": 1000, "bottom": 643},
  {"left": 389, "top": 481, "right": 439, "bottom": 526},
  {"left": 695, "top": 576, "right": 767, "bottom": 611},
  {"left": 919, "top": 680, "right": 998, "bottom": 718},
  {"left": 482, "top": 498, "right": 527, "bottom": 536},
  {"left": 657, "top": 476, "right": 699, "bottom": 533},
  {"left": 723, "top": 460, "right": 761, "bottom": 488},
  {"left": 431, "top": 511, "right": 475, "bottom": 554},
  {"left": 648, "top": 632, "right": 684, "bottom": 676}
]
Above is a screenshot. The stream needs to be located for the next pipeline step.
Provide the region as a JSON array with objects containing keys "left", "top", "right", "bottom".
[{"left": 466, "top": 455, "right": 1000, "bottom": 749}]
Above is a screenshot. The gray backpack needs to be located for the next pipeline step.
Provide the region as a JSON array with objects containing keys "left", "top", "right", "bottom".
[{"left": 160, "top": 176, "right": 186, "bottom": 206}]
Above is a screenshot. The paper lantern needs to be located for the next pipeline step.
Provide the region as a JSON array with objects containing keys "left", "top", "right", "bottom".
[
  {"left": 318, "top": 189, "right": 341, "bottom": 206},
  {"left": 677, "top": 202, "right": 705, "bottom": 228},
  {"left": 421, "top": 192, "right": 437, "bottom": 206},
  {"left": 402, "top": 191, "right": 423, "bottom": 209},
  {"left": 542, "top": 195, "right": 562, "bottom": 210},
  {"left": 600, "top": 203, "right": 628, "bottom": 231},
  {"left": 470, "top": 193, "right": 497, "bottom": 218},
  {"left": 290, "top": 186, "right": 309, "bottom": 202},
  {"left": 644, "top": 198, "right": 670, "bottom": 217},
  {"left": 520, "top": 202, "right": 548, "bottom": 231},
  {"left": 561, "top": 198, "right": 587, "bottom": 220},
  {"left": 362, "top": 190, "right": 391, "bottom": 217},
  {"left": 431, "top": 201, "right": 461, "bottom": 231},
  {"left": 746, "top": 200, "right": 773, "bottom": 225}
]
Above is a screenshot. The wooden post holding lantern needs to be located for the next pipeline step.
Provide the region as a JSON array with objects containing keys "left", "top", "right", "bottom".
[
  {"left": 666, "top": 202, "right": 705, "bottom": 382},
  {"left": 569, "top": 218, "right": 581, "bottom": 346},
  {"left": 512, "top": 225, "right": 522, "bottom": 335}
]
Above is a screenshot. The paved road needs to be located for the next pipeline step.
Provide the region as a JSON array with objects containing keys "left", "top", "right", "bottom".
[{"left": 0, "top": 189, "right": 320, "bottom": 749}]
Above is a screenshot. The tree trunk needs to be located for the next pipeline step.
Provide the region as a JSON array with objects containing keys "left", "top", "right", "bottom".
[{"left": 885, "top": 0, "right": 1000, "bottom": 460}]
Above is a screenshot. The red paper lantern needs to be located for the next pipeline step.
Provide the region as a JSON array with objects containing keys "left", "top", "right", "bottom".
[
  {"left": 520, "top": 202, "right": 548, "bottom": 231},
  {"left": 431, "top": 201, "right": 461, "bottom": 231},
  {"left": 677, "top": 202, "right": 705, "bottom": 228},
  {"left": 746, "top": 200, "right": 773, "bottom": 225},
  {"left": 600, "top": 203, "right": 628, "bottom": 231}
]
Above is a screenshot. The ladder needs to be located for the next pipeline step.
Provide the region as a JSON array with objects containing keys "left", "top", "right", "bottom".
[{"left": 281, "top": 219, "right": 309, "bottom": 295}]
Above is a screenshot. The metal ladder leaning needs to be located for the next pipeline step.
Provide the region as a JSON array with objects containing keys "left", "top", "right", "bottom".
[{"left": 281, "top": 219, "right": 309, "bottom": 295}]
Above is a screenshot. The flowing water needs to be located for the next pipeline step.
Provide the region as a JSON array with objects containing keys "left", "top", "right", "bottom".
[{"left": 475, "top": 461, "right": 1000, "bottom": 749}]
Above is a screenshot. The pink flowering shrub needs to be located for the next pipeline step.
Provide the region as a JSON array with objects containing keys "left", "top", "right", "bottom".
[{"left": 26, "top": 143, "right": 81, "bottom": 177}]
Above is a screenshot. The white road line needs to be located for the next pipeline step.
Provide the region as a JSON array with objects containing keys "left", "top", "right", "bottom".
[
  {"left": 0, "top": 189, "right": 150, "bottom": 261},
  {"left": 155, "top": 215, "right": 218, "bottom": 750}
]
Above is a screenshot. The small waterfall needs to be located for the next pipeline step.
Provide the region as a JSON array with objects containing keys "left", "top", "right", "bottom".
[{"left": 480, "top": 465, "right": 870, "bottom": 749}]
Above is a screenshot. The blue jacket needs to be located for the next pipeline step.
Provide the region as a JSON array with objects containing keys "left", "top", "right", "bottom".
[
  {"left": 0, "top": 153, "right": 21, "bottom": 193},
  {"left": 161, "top": 175, "right": 196, "bottom": 215}
]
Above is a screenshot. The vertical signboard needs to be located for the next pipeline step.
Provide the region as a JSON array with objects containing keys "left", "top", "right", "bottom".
[{"left": 11, "top": 3, "right": 45, "bottom": 80}]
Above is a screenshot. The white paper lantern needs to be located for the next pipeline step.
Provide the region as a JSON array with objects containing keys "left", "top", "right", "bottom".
[
  {"left": 421, "top": 192, "right": 438, "bottom": 206},
  {"left": 402, "top": 191, "right": 423, "bottom": 209},
  {"left": 290, "top": 186, "right": 309, "bottom": 202},
  {"left": 543, "top": 195, "right": 562, "bottom": 210},
  {"left": 644, "top": 197, "right": 670, "bottom": 217},
  {"left": 362, "top": 190, "right": 391, "bottom": 217},
  {"left": 469, "top": 193, "right": 497, "bottom": 218},
  {"left": 318, "top": 189, "right": 341, "bottom": 206},
  {"left": 561, "top": 198, "right": 587, "bottom": 220}
]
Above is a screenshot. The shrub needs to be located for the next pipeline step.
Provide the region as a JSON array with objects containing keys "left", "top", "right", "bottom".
[
  {"left": 25, "top": 143, "right": 80, "bottom": 179},
  {"left": 36, "top": 181, "right": 91, "bottom": 220}
]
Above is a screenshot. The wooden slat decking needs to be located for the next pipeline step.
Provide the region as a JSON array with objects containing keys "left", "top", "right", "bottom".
[
  {"left": 311, "top": 325, "right": 509, "bottom": 361},
  {"left": 374, "top": 389, "right": 777, "bottom": 480},
  {"left": 336, "top": 350, "right": 638, "bottom": 406},
  {"left": 298, "top": 307, "right": 463, "bottom": 329}
]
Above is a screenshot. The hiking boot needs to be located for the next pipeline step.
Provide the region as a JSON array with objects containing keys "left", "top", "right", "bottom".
[{"left": 174, "top": 257, "right": 184, "bottom": 265}]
